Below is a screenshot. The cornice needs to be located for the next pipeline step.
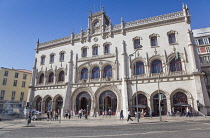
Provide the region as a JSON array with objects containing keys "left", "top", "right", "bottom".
[
  {"left": 78, "top": 53, "right": 115, "bottom": 62},
  {"left": 38, "top": 11, "right": 185, "bottom": 50}
]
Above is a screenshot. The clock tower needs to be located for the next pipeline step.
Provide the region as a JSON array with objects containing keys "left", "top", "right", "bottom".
[{"left": 87, "top": 7, "right": 111, "bottom": 35}]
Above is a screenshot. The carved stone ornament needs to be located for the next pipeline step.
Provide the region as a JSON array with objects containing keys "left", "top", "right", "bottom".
[
  {"left": 93, "top": 37, "right": 98, "bottom": 42},
  {"left": 167, "top": 30, "right": 177, "bottom": 35}
]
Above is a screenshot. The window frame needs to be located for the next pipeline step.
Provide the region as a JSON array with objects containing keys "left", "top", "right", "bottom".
[
  {"left": 13, "top": 80, "right": 18, "bottom": 87},
  {"left": 0, "top": 90, "right": 5, "bottom": 100},
  {"left": 50, "top": 54, "right": 55, "bottom": 63},
  {"left": 2, "top": 78, "right": 7, "bottom": 85},
  {"left": 11, "top": 91, "right": 16, "bottom": 100},
  {"left": 22, "top": 81, "right": 26, "bottom": 88},
  {"left": 4, "top": 70, "right": 9, "bottom": 76},
  {"left": 15, "top": 72, "right": 19, "bottom": 78},
  {"left": 41, "top": 55, "right": 46, "bottom": 65},
  {"left": 92, "top": 46, "right": 98, "bottom": 56},
  {"left": 82, "top": 48, "right": 87, "bottom": 57},
  {"left": 23, "top": 74, "right": 27, "bottom": 79}
]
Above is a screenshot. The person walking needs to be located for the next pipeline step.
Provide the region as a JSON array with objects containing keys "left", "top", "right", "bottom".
[
  {"left": 68, "top": 111, "right": 71, "bottom": 119},
  {"left": 120, "top": 110, "right": 124, "bottom": 120},
  {"left": 127, "top": 110, "right": 133, "bottom": 121}
]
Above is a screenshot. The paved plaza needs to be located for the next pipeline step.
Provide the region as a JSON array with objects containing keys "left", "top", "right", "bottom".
[{"left": 1, "top": 116, "right": 210, "bottom": 138}]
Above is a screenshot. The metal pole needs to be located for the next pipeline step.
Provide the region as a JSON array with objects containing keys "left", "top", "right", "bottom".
[
  {"left": 158, "top": 74, "right": 162, "bottom": 122},
  {"left": 135, "top": 52, "right": 139, "bottom": 122},
  {"left": 157, "top": 54, "right": 176, "bottom": 122}
]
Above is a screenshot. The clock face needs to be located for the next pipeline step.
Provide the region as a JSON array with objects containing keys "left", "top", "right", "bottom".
[{"left": 93, "top": 21, "right": 99, "bottom": 27}]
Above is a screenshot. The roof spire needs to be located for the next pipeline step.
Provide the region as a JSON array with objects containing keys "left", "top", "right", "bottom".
[
  {"left": 101, "top": 6, "right": 104, "bottom": 12},
  {"left": 121, "top": 17, "right": 124, "bottom": 22},
  {"left": 182, "top": 2, "right": 185, "bottom": 9}
]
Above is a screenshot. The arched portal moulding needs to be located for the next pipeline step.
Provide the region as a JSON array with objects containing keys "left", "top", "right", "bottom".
[
  {"left": 95, "top": 85, "right": 122, "bottom": 115},
  {"left": 150, "top": 90, "right": 170, "bottom": 112},
  {"left": 132, "top": 91, "right": 150, "bottom": 108},
  {"left": 170, "top": 88, "right": 193, "bottom": 108},
  {"left": 71, "top": 86, "right": 95, "bottom": 115},
  {"left": 42, "top": 94, "right": 53, "bottom": 113},
  {"left": 52, "top": 94, "right": 64, "bottom": 112}
]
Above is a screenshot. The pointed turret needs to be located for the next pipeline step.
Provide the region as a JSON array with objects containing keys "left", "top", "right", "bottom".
[{"left": 36, "top": 38, "right": 39, "bottom": 54}]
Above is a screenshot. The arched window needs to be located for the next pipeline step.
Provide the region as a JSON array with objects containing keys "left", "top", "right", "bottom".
[
  {"left": 60, "top": 52, "right": 65, "bottom": 62},
  {"left": 170, "top": 58, "right": 182, "bottom": 72},
  {"left": 48, "top": 72, "right": 54, "bottom": 83},
  {"left": 104, "top": 44, "right": 110, "bottom": 54},
  {"left": 58, "top": 71, "right": 65, "bottom": 82},
  {"left": 39, "top": 73, "right": 44, "bottom": 84},
  {"left": 134, "top": 61, "right": 144, "bottom": 75},
  {"left": 103, "top": 65, "right": 112, "bottom": 78},
  {"left": 81, "top": 68, "right": 88, "bottom": 80},
  {"left": 151, "top": 60, "right": 162, "bottom": 73},
  {"left": 92, "top": 67, "right": 100, "bottom": 79}
]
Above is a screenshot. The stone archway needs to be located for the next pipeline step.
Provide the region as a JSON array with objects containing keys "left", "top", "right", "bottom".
[
  {"left": 42, "top": 95, "right": 53, "bottom": 113},
  {"left": 95, "top": 85, "right": 122, "bottom": 116},
  {"left": 170, "top": 89, "right": 193, "bottom": 114},
  {"left": 151, "top": 90, "right": 169, "bottom": 116},
  {"left": 52, "top": 94, "right": 63, "bottom": 113},
  {"left": 34, "top": 95, "right": 42, "bottom": 112},
  {"left": 76, "top": 92, "right": 92, "bottom": 115},
  {"left": 72, "top": 87, "right": 94, "bottom": 115}
]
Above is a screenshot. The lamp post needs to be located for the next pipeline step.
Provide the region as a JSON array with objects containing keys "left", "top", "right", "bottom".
[
  {"left": 87, "top": 105, "right": 89, "bottom": 119},
  {"left": 157, "top": 52, "right": 179, "bottom": 121},
  {"left": 129, "top": 45, "right": 142, "bottom": 123}
]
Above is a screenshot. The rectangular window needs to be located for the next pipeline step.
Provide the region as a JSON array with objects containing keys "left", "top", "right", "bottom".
[
  {"left": 151, "top": 37, "right": 158, "bottom": 46},
  {"left": 15, "top": 72, "right": 19, "bottom": 78},
  {"left": 20, "top": 92, "right": 24, "bottom": 101},
  {"left": 41, "top": 56, "right": 45, "bottom": 65},
  {"left": 4, "top": 70, "right": 9, "bottom": 76},
  {"left": 199, "top": 57, "right": 203, "bottom": 64},
  {"left": 23, "top": 74, "right": 27, "bottom": 79},
  {"left": 203, "top": 38, "right": 208, "bottom": 44},
  {"left": 50, "top": 54, "right": 54, "bottom": 63},
  {"left": 82, "top": 48, "right": 87, "bottom": 57},
  {"left": 60, "top": 53, "right": 64, "bottom": 61},
  {"left": 13, "top": 80, "right": 18, "bottom": 86},
  {"left": 22, "top": 81, "right": 26, "bottom": 88},
  {"left": 2, "top": 78, "right": 7, "bottom": 85},
  {"left": 195, "top": 39, "right": 199, "bottom": 45},
  {"left": 11, "top": 91, "right": 16, "bottom": 100},
  {"left": 206, "top": 47, "right": 210, "bottom": 53},
  {"left": 0, "top": 90, "right": 5, "bottom": 100},
  {"left": 93, "top": 47, "right": 98, "bottom": 55},
  {"left": 208, "top": 38, "right": 210, "bottom": 44},
  {"left": 134, "top": 39, "right": 140, "bottom": 49},
  {"left": 198, "top": 38, "right": 204, "bottom": 45},
  {"left": 197, "top": 48, "right": 201, "bottom": 53},
  {"left": 168, "top": 33, "right": 176, "bottom": 44}
]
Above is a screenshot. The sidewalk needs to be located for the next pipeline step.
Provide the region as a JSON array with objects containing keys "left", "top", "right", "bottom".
[{"left": 0, "top": 115, "right": 209, "bottom": 129}]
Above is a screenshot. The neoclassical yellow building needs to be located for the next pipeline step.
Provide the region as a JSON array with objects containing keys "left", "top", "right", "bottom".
[{"left": 0, "top": 67, "right": 32, "bottom": 113}]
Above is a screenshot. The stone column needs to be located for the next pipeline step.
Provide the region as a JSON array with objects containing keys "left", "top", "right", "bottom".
[{"left": 121, "top": 40, "right": 129, "bottom": 117}]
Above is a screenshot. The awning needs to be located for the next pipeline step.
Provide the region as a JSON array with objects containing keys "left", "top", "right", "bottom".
[
  {"left": 131, "top": 104, "right": 147, "bottom": 108},
  {"left": 173, "top": 103, "right": 191, "bottom": 107}
]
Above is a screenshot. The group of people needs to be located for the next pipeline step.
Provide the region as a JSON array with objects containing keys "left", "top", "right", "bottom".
[
  {"left": 64, "top": 110, "right": 72, "bottom": 119},
  {"left": 102, "top": 109, "right": 112, "bottom": 118},
  {"left": 46, "top": 110, "right": 59, "bottom": 121},
  {"left": 78, "top": 109, "right": 88, "bottom": 119}
]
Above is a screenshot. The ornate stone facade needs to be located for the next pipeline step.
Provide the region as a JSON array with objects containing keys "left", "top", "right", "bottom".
[{"left": 28, "top": 5, "right": 210, "bottom": 117}]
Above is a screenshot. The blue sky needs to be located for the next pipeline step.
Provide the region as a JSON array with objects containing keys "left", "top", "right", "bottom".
[{"left": 0, "top": 0, "right": 209, "bottom": 71}]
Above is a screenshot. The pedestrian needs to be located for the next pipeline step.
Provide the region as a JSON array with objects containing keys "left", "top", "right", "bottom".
[
  {"left": 68, "top": 111, "right": 71, "bottom": 119},
  {"left": 65, "top": 111, "right": 68, "bottom": 118},
  {"left": 55, "top": 112, "right": 58, "bottom": 120},
  {"left": 134, "top": 111, "right": 137, "bottom": 118},
  {"left": 120, "top": 110, "right": 124, "bottom": 119},
  {"left": 78, "top": 109, "right": 82, "bottom": 119},
  {"left": 47, "top": 110, "right": 50, "bottom": 121},
  {"left": 149, "top": 108, "right": 152, "bottom": 118},
  {"left": 108, "top": 109, "right": 112, "bottom": 118},
  {"left": 127, "top": 110, "right": 133, "bottom": 121}
]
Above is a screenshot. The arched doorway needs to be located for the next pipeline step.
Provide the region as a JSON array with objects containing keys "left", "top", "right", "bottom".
[
  {"left": 36, "top": 97, "right": 42, "bottom": 112},
  {"left": 99, "top": 91, "right": 117, "bottom": 115},
  {"left": 133, "top": 94, "right": 148, "bottom": 112},
  {"left": 153, "top": 93, "right": 167, "bottom": 116},
  {"left": 172, "top": 92, "right": 188, "bottom": 115},
  {"left": 45, "top": 97, "right": 52, "bottom": 112},
  {"left": 55, "top": 96, "right": 63, "bottom": 113},
  {"left": 76, "top": 92, "right": 91, "bottom": 115}
]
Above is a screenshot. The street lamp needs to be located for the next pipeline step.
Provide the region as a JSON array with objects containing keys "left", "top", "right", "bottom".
[
  {"left": 87, "top": 105, "right": 89, "bottom": 119},
  {"left": 129, "top": 45, "right": 142, "bottom": 123},
  {"left": 157, "top": 51, "right": 179, "bottom": 121}
]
